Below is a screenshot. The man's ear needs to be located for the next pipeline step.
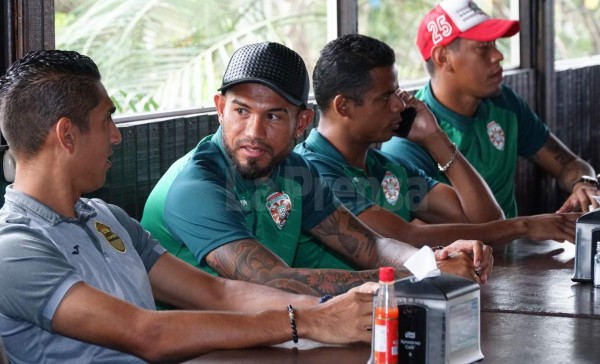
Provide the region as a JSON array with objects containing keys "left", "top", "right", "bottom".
[
  {"left": 294, "top": 107, "right": 315, "bottom": 138},
  {"left": 214, "top": 93, "right": 226, "bottom": 124},
  {"left": 333, "top": 95, "right": 349, "bottom": 117},
  {"left": 55, "top": 117, "right": 76, "bottom": 153},
  {"left": 431, "top": 46, "right": 451, "bottom": 70}
]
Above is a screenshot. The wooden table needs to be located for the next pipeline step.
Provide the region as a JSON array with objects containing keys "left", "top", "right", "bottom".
[{"left": 187, "top": 239, "right": 600, "bottom": 363}]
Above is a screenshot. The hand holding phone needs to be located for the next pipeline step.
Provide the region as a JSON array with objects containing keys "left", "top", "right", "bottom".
[{"left": 394, "top": 107, "right": 417, "bottom": 137}]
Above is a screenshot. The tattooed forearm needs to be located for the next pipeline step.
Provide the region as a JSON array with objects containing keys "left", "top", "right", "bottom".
[
  {"left": 209, "top": 239, "right": 282, "bottom": 279},
  {"left": 531, "top": 136, "right": 595, "bottom": 191},
  {"left": 205, "top": 207, "right": 418, "bottom": 296},
  {"left": 285, "top": 268, "right": 379, "bottom": 295},
  {"left": 346, "top": 212, "right": 379, "bottom": 257},
  {"left": 310, "top": 208, "right": 340, "bottom": 236},
  {"left": 543, "top": 137, "right": 576, "bottom": 168},
  {"left": 543, "top": 137, "right": 596, "bottom": 190},
  {"left": 206, "top": 239, "right": 382, "bottom": 296},
  {"left": 310, "top": 208, "right": 418, "bottom": 275},
  {"left": 312, "top": 208, "right": 380, "bottom": 262}
]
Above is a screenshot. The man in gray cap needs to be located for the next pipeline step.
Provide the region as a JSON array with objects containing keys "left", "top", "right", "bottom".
[{"left": 142, "top": 42, "right": 493, "bottom": 298}]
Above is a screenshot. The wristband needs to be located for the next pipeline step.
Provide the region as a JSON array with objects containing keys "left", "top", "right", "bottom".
[{"left": 572, "top": 175, "right": 599, "bottom": 190}]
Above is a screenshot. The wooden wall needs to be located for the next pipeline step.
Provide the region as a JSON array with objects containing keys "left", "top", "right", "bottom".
[
  {"left": 87, "top": 114, "right": 220, "bottom": 219},
  {"left": 546, "top": 65, "right": 600, "bottom": 213}
]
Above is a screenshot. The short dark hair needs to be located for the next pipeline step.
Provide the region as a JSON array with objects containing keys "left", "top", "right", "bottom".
[
  {"left": 0, "top": 49, "right": 102, "bottom": 158},
  {"left": 425, "top": 37, "right": 462, "bottom": 76},
  {"left": 313, "top": 34, "right": 396, "bottom": 113}
]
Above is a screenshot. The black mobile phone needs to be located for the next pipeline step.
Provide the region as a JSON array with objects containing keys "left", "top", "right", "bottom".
[{"left": 394, "top": 107, "right": 417, "bottom": 138}]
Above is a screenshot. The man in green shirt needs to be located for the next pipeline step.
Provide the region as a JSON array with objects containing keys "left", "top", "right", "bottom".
[
  {"left": 293, "top": 34, "right": 577, "bottom": 271},
  {"left": 381, "top": 0, "right": 598, "bottom": 218},
  {"left": 142, "top": 42, "right": 493, "bottom": 297}
]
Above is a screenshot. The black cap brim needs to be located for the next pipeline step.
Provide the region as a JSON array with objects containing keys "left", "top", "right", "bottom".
[{"left": 219, "top": 78, "right": 305, "bottom": 107}]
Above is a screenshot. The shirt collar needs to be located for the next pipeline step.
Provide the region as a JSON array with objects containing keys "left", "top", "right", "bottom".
[
  {"left": 3, "top": 185, "right": 97, "bottom": 226},
  {"left": 423, "top": 82, "right": 490, "bottom": 131},
  {"left": 303, "top": 129, "right": 386, "bottom": 178},
  {"left": 303, "top": 128, "right": 349, "bottom": 165}
]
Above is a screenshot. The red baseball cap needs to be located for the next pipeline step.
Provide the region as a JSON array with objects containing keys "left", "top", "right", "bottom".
[{"left": 416, "top": 0, "right": 520, "bottom": 61}]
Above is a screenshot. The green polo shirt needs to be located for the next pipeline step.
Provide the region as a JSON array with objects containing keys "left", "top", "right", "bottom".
[
  {"left": 141, "top": 127, "right": 339, "bottom": 276},
  {"left": 292, "top": 129, "right": 437, "bottom": 269},
  {"left": 381, "top": 83, "right": 549, "bottom": 218}
]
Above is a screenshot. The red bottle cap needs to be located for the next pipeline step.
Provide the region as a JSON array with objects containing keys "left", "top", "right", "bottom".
[{"left": 379, "top": 267, "right": 395, "bottom": 282}]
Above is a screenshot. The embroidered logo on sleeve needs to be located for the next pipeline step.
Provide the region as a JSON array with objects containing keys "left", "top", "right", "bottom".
[
  {"left": 265, "top": 191, "right": 292, "bottom": 230},
  {"left": 95, "top": 221, "right": 126, "bottom": 253},
  {"left": 486, "top": 121, "right": 505, "bottom": 150},
  {"left": 381, "top": 171, "right": 400, "bottom": 206}
]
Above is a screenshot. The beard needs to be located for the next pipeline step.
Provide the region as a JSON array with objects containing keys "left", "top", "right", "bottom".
[{"left": 223, "top": 136, "right": 293, "bottom": 180}]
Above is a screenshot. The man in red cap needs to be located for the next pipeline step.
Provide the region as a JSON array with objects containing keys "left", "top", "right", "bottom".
[{"left": 382, "top": 0, "right": 599, "bottom": 218}]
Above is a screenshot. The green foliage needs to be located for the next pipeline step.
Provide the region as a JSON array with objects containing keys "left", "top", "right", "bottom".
[
  {"left": 57, "top": 0, "right": 599, "bottom": 113},
  {"left": 555, "top": 0, "right": 600, "bottom": 61},
  {"left": 111, "top": 91, "right": 159, "bottom": 114},
  {"left": 358, "top": 0, "right": 438, "bottom": 81},
  {"left": 55, "top": 0, "right": 328, "bottom": 114}
]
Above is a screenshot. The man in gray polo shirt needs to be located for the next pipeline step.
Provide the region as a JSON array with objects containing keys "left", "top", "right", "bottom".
[{"left": 0, "top": 49, "right": 377, "bottom": 363}]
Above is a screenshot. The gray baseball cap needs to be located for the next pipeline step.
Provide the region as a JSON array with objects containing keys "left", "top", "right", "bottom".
[{"left": 218, "top": 42, "right": 310, "bottom": 107}]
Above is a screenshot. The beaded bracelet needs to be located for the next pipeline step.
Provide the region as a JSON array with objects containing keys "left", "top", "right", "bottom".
[
  {"left": 437, "top": 143, "right": 457, "bottom": 173},
  {"left": 287, "top": 304, "right": 298, "bottom": 343}
]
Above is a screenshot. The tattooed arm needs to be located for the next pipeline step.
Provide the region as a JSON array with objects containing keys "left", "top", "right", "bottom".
[
  {"left": 206, "top": 206, "right": 479, "bottom": 296},
  {"left": 531, "top": 133, "right": 598, "bottom": 212},
  {"left": 205, "top": 236, "right": 380, "bottom": 296},
  {"left": 308, "top": 207, "right": 418, "bottom": 271},
  {"left": 311, "top": 207, "right": 481, "bottom": 283},
  {"left": 204, "top": 205, "right": 415, "bottom": 296}
]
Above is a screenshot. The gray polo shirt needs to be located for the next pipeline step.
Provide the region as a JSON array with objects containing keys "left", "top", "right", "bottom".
[{"left": 0, "top": 186, "right": 166, "bottom": 363}]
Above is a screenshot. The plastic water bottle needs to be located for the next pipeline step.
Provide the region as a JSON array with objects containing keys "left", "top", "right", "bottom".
[{"left": 373, "top": 267, "right": 398, "bottom": 364}]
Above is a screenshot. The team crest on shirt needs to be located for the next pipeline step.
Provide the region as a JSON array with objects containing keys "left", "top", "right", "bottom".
[
  {"left": 487, "top": 121, "right": 505, "bottom": 150},
  {"left": 265, "top": 192, "right": 292, "bottom": 230},
  {"left": 95, "top": 221, "right": 126, "bottom": 253},
  {"left": 381, "top": 171, "right": 400, "bottom": 206}
]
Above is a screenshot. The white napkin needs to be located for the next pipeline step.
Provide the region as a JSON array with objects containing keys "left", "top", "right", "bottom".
[
  {"left": 591, "top": 196, "right": 600, "bottom": 211},
  {"left": 403, "top": 246, "right": 441, "bottom": 281}
]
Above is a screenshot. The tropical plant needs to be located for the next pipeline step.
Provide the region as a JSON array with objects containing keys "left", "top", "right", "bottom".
[
  {"left": 555, "top": 0, "right": 600, "bottom": 61},
  {"left": 59, "top": 0, "right": 577, "bottom": 114},
  {"left": 55, "top": 0, "right": 328, "bottom": 114}
]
